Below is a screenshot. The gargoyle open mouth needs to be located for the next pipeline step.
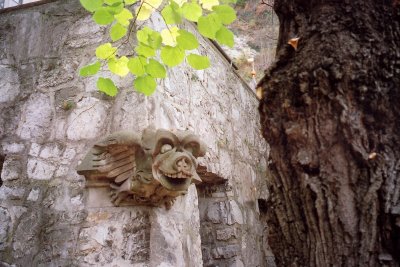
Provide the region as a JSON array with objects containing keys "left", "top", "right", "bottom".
[{"left": 153, "top": 169, "right": 192, "bottom": 191}]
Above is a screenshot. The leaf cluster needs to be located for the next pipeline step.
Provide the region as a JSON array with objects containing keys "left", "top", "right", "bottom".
[{"left": 79, "top": 0, "right": 237, "bottom": 96}]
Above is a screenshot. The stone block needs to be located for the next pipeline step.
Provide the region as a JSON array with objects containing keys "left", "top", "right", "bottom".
[
  {"left": 77, "top": 209, "right": 151, "bottom": 265},
  {"left": 0, "top": 186, "right": 25, "bottom": 200},
  {"left": 0, "top": 65, "right": 19, "bottom": 103},
  {"left": 66, "top": 97, "right": 109, "bottom": 141},
  {"left": 29, "top": 143, "right": 41, "bottom": 157},
  {"left": 65, "top": 16, "right": 103, "bottom": 48},
  {"left": 228, "top": 200, "right": 244, "bottom": 225},
  {"left": 37, "top": 58, "right": 75, "bottom": 89},
  {"left": 12, "top": 212, "right": 41, "bottom": 259},
  {"left": 39, "top": 143, "right": 63, "bottom": 160},
  {"left": 206, "top": 201, "right": 225, "bottom": 224},
  {"left": 229, "top": 258, "right": 245, "bottom": 267},
  {"left": 0, "top": 262, "right": 15, "bottom": 267},
  {"left": 200, "top": 224, "right": 214, "bottom": 244},
  {"left": 0, "top": 207, "right": 11, "bottom": 250},
  {"left": 216, "top": 227, "right": 238, "bottom": 241},
  {"left": 17, "top": 93, "right": 53, "bottom": 141},
  {"left": 1, "top": 142, "right": 25, "bottom": 154},
  {"left": 27, "top": 189, "right": 40, "bottom": 202},
  {"left": 55, "top": 165, "right": 69, "bottom": 177},
  {"left": 111, "top": 90, "right": 148, "bottom": 131},
  {"left": 27, "top": 158, "right": 56, "bottom": 180},
  {"left": 62, "top": 147, "right": 76, "bottom": 163},
  {"left": 202, "top": 247, "right": 211, "bottom": 261},
  {"left": 1, "top": 156, "right": 22, "bottom": 181},
  {"left": 212, "top": 244, "right": 240, "bottom": 259}
]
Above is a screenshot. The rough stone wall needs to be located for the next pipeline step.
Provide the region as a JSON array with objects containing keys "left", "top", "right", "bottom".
[{"left": 0, "top": 0, "right": 271, "bottom": 266}]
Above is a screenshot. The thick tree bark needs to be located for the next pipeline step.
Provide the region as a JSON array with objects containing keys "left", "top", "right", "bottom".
[{"left": 258, "top": 0, "right": 400, "bottom": 266}]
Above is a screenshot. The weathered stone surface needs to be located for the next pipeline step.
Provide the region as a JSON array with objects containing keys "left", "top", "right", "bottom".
[
  {"left": 0, "top": 207, "right": 11, "bottom": 250},
  {"left": 27, "top": 189, "right": 40, "bottom": 202},
  {"left": 227, "top": 200, "right": 244, "bottom": 225},
  {"left": 0, "top": 65, "right": 20, "bottom": 103},
  {"left": 205, "top": 200, "right": 243, "bottom": 225},
  {"left": 1, "top": 142, "right": 25, "bottom": 154},
  {"left": 229, "top": 258, "right": 245, "bottom": 267},
  {"left": 39, "top": 143, "right": 63, "bottom": 160},
  {"left": 1, "top": 156, "right": 22, "bottom": 181},
  {"left": 12, "top": 212, "right": 41, "bottom": 259},
  {"left": 0, "top": 186, "right": 25, "bottom": 200},
  {"left": 78, "top": 209, "right": 150, "bottom": 266},
  {"left": 17, "top": 93, "right": 53, "bottom": 141},
  {"left": 216, "top": 227, "right": 238, "bottom": 241},
  {"left": 150, "top": 185, "right": 203, "bottom": 267},
  {"left": 66, "top": 97, "right": 109, "bottom": 141},
  {"left": 27, "top": 158, "right": 57, "bottom": 180},
  {"left": 28, "top": 143, "right": 41, "bottom": 157},
  {"left": 212, "top": 244, "right": 240, "bottom": 259}
]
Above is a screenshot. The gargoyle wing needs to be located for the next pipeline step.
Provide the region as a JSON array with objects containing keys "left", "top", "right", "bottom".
[{"left": 77, "top": 131, "right": 142, "bottom": 184}]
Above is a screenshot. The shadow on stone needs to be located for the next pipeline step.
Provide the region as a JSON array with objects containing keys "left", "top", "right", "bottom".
[{"left": 0, "top": 154, "right": 5, "bottom": 187}]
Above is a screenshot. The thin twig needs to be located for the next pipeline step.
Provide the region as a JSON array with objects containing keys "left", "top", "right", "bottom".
[{"left": 260, "top": 0, "right": 273, "bottom": 8}]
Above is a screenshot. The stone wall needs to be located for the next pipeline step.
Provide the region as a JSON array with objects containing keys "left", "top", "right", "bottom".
[{"left": 0, "top": 0, "right": 273, "bottom": 266}]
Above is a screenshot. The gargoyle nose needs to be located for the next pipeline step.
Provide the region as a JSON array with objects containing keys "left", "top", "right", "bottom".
[{"left": 175, "top": 157, "right": 191, "bottom": 172}]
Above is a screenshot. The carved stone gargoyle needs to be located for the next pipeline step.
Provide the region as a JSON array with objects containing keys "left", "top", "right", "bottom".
[{"left": 76, "top": 127, "right": 206, "bottom": 208}]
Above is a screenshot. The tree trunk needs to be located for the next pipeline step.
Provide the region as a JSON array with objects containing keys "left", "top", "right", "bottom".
[{"left": 258, "top": 0, "right": 400, "bottom": 266}]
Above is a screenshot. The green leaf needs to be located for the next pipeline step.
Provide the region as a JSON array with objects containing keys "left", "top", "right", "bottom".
[
  {"left": 136, "top": 0, "right": 163, "bottom": 20},
  {"left": 114, "top": 8, "right": 133, "bottom": 26},
  {"left": 135, "top": 44, "right": 156, "bottom": 57},
  {"left": 96, "top": 43, "right": 117, "bottom": 59},
  {"left": 128, "top": 56, "right": 147, "bottom": 76},
  {"left": 134, "top": 75, "right": 157, "bottom": 96},
  {"left": 125, "top": 0, "right": 137, "bottom": 4},
  {"left": 97, "top": 77, "right": 118, "bottom": 96},
  {"left": 176, "top": 29, "right": 199, "bottom": 50},
  {"left": 137, "top": 27, "right": 161, "bottom": 49},
  {"left": 79, "top": 61, "right": 101, "bottom": 77},
  {"left": 149, "top": 32, "right": 162, "bottom": 49},
  {"left": 137, "top": 27, "right": 151, "bottom": 44},
  {"left": 181, "top": 2, "right": 202, "bottom": 22},
  {"left": 136, "top": 4, "right": 153, "bottom": 21},
  {"left": 110, "top": 23, "right": 127, "bottom": 41},
  {"left": 145, "top": 59, "right": 166, "bottom": 78},
  {"left": 161, "top": 46, "right": 185, "bottom": 67},
  {"left": 104, "top": 0, "right": 122, "bottom": 5},
  {"left": 174, "top": 0, "right": 188, "bottom": 6},
  {"left": 216, "top": 26, "right": 234, "bottom": 47},
  {"left": 197, "top": 13, "right": 222, "bottom": 39},
  {"left": 212, "top": 5, "right": 236, "bottom": 25},
  {"left": 161, "top": 26, "right": 180, "bottom": 46},
  {"left": 187, "top": 54, "right": 210, "bottom": 70},
  {"left": 106, "top": 2, "right": 124, "bottom": 14},
  {"left": 199, "top": 0, "right": 219, "bottom": 10},
  {"left": 80, "top": 0, "right": 103, "bottom": 12},
  {"left": 108, "top": 56, "right": 129, "bottom": 76},
  {"left": 93, "top": 7, "right": 115, "bottom": 25},
  {"left": 161, "top": 2, "right": 182, "bottom": 25}
]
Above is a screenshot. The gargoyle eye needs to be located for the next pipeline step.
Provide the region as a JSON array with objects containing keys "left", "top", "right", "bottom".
[{"left": 161, "top": 144, "right": 173, "bottom": 154}]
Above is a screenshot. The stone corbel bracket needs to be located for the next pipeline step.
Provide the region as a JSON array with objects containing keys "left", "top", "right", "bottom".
[{"left": 76, "top": 127, "right": 207, "bottom": 209}]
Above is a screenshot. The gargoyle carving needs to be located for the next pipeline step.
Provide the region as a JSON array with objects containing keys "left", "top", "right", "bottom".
[{"left": 76, "top": 127, "right": 206, "bottom": 208}]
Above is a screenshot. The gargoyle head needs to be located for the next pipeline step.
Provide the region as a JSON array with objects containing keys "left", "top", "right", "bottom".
[
  {"left": 142, "top": 128, "right": 206, "bottom": 191},
  {"left": 77, "top": 127, "right": 206, "bottom": 207}
]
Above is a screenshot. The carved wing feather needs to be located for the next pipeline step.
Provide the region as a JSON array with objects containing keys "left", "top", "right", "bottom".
[{"left": 77, "top": 131, "right": 142, "bottom": 184}]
